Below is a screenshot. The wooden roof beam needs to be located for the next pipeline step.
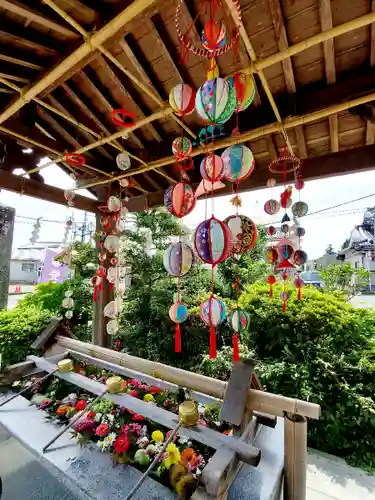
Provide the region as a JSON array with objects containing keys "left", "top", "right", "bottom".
[
  {"left": 0, "top": 27, "right": 57, "bottom": 58},
  {"left": 0, "top": 53, "right": 42, "bottom": 71},
  {"left": 0, "top": 0, "right": 79, "bottom": 38}
]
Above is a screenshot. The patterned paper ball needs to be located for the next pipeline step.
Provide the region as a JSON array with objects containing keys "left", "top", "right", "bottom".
[
  {"left": 116, "top": 152, "right": 131, "bottom": 171},
  {"left": 267, "top": 178, "right": 276, "bottom": 188},
  {"left": 107, "top": 196, "right": 121, "bottom": 212},
  {"left": 267, "top": 225, "right": 276, "bottom": 236},
  {"left": 104, "top": 300, "right": 118, "bottom": 319},
  {"left": 266, "top": 247, "right": 278, "bottom": 264},
  {"left": 106, "top": 319, "right": 119, "bottom": 335},
  {"left": 163, "top": 242, "right": 194, "bottom": 277},
  {"left": 295, "top": 277, "right": 304, "bottom": 289},
  {"left": 279, "top": 244, "right": 294, "bottom": 260},
  {"left": 280, "top": 291, "right": 290, "bottom": 301},
  {"left": 106, "top": 267, "right": 118, "bottom": 284},
  {"left": 169, "top": 83, "right": 196, "bottom": 116},
  {"left": 294, "top": 250, "right": 308, "bottom": 266},
  {"left": 104, "top": 235, "right": 120, "bottom": 253},
  {"left": 268, "top": 275, "right": 276, "bottom": 286},
  {"left": 230, "top": 309, "right": 249, "bottom": 332},
  {"left": 62, "top": 297, "right": 74, "bottom": 309},
  {"left": 221, "top": 144, "right": 255, "bottom": 182},
  {"left": 292, "top": 201, "right": 308, "bottom": 217},
  {"left": 200, "top": 296, "right": 226, "bottom": 327},
  {"left": 281, "top": 223, "right": 289, "bottom": 234},
  {"left": 164, "top": 181, "right": 196, "bottom": 218},
  {"left": 195, "top": 77, "right": 236, "bottom": 125},
  {"left": 295, "top": 226, "right": 306, "bottom": 237},
  {"left": 194, "top": 217, "right": 233, "bottom": 265},
  {"left": 169, "top": 302, "right": 189, "bottom": 324},
  {"left": 226, "top": 72, "right": 255, "bottom": 112},
  {"left": 200, "top": 154, "right": 224, "bottom": 182},
  {"left": 65, "top": 310, "right": 74, "bottom": 319},
  {"left": 64, "top": 189, "right": 75, "bottom": 202},
  {"left": 201, "top": 20, "right": 227, "bottom": 52},
  {"left": 172, "top": 137, "right": 192, "bottom": 159},
  {"left": 223, "top": 215, "right": 257, "bottom": 254},
  {"left": 280, "top": 197, "right": 292, "bottom": 209},
  {"left": 264, "top": 199, "right": 280, "bottom": 215}
]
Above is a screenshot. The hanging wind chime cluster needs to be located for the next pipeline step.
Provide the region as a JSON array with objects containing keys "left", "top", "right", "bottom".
[
  {"left": 264, "top": 147, "right": 308, "bottom": 311},
  {"left": 162, "top": 0, "right": 258, "bottom": 361}
]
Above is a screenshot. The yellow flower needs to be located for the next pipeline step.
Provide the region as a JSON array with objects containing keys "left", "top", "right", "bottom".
[
  {"left": 152, "top": 430, "right": 164, "bottom": 442},
  {"left": 143, "top": 394, "right": 155, "bottom": 403},
  {"left": 163, "top": 443, "right": 181, "bottom": 469}
]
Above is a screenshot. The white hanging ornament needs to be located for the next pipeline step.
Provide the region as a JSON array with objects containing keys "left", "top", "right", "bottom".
[
  {"left": 119, "top": 179, "right": 130, "bottom": 188},
  {"left": 64, "top": 189, "right": 75, "bottom": 202},
  {"left": 107, "top": 196, "right": 121, "bottom": 212},
  {"left": 116, "top": 152, "right": 131, "bottom": 171},
  {"left": 104, "top": 300, "right": 118, "bottom": 319},
  {"left": 65, "top": 290, "right": 73, "bottom": 298},
  {"left": 107, "top": 266, "right": 118, "bottom": 284},
  {"left": 107, "top": 319, "right": 119, "bottom": 335},
  {"left": 104, "top": 235, "right": 120, "bottom": 253},
  {"left": 62, "top": 297, "right": 74, "bottom": 309},
  {"left": 65, "top": 310, "right": 74, "bottom": 319}
]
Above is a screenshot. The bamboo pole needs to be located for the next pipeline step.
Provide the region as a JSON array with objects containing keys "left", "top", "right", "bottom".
[
  {"left": 42, "top": 0, "right": 197, "bottom": 140},
  {"left": 70, "top": 89, "right": 375, "bottom": 190},
  {"left": 284, "top": 413, "right": 307, "bottom": 500},
  {"left": 56, "top": 336, "right": 321, "bottom": 420},
  {"left": 0, "top": 0, "right": 159, "bottom": 126}
]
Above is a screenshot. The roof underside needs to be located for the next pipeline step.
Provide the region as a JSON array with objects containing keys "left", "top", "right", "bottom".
[{"left": 1, "top": 0, "right": 375, "bottom": 212}]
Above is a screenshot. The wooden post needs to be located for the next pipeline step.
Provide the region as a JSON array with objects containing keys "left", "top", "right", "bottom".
[
  {"left": 284, "top": 413, "right": 307, "bottom": 500},
  {"left": 0, "top": 204, "right": 15, "bottom": 310}
]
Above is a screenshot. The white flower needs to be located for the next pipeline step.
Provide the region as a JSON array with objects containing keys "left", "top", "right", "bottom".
[
  {"left": 107, "top": 414, "right": 115, "bottom": 423},
  {"left": 146, "top": 444, "right": 159, "bottom": 454},
  {"left": 178, "top": 436, "right": 189, "bottom": 445},
  {"left": 96, "top": 440, "right": 106, "bottom": 452},
  {"left": 94, "top": 413, "right": 103, "bottom": 423},
  {"left": 141, "top": 426, "right": 148, "bottom": 437},
  {"left": 195, "top": 468, "right": 202, "bottom": 477},
  {"left": 12, "top": 381, "right": 21, "bottom": 388},
  {"left": 136, "top": 437, "right": 149, "bottom": 448}
]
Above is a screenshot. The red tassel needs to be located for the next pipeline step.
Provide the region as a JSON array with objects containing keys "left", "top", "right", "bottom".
[
  {"left": 298, "top": 287, "right": 301, "bottom": 300},
  {"left": 209, "top": 327, "right": 217, "bottom": 359},
  {"left": 232, "top": 333, "right": 240, "bottom": 362},
  {"left": 269, "top": 286, "right": 273, "bottom": 297},
  {"left": 175, "top": 323, "right": 181, "bottom": 353},
  {"left": 282, "top": 300, "right": 287, "bottom": 313}
]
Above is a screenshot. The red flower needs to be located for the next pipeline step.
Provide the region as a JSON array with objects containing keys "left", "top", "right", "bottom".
[
  {"left": 163, "top": 400, "right": 170, "bottom": 407},
  {"left": 128, "top": 390, "right": 139, "bottom": 398},
  {"left": 120, "top": 407, "right": 127, "bottom": 414},
  {"left": 75, "top": 400, "right": 87, "bottom": 411},
  {"left": 132, "top": 414, "right": 144, "bottom": 421},
  {"left": 111, "top": 409, "right": 117, "bottom": 414},
  {"left": 150, "top": 387, "right": 161, "bottom": 394},
  {"left": 114, "top": 435, "right": 130, "bottom": 454},
  {"left": 86, "top": 412, "right": 96, "bottom": 420},
  {"left": 95, "top": 423, "right": 109, "bottom": 437}
]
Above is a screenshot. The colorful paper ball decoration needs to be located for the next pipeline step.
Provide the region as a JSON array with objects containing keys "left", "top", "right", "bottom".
[
  {"left": 163, "top": 242, "right": 194, "bottom": 277},
  {"left": 230, "top": 309, "right": 249, "bottom": 332},
  {"left": 195, "top": 77, "right": 236, "bottom": 125},
  {"left": 294, "top": 250, "right": 308, "bottom": 266},
  {"left": 295, "top": 178, "right": 305, "bottom": 190},
  {"left": 169, "top": 302, "right": 189, "bottom": 324},
  {"left": 223, "top": 215, "right": 257, "bottom": 254},
  {"left": 221, "top": 144, "right": 255, "bottom": 182},
  {"left": 172, "top": 137, "right": 192, "bottom": 158},
  {"left": 267, "top": 225, "right": 276, "bottom": 236},
  {"left": 264, "top": 199, "right": 280, "bottom": 215},
  {"left": 169, "top": 84, "right": 196, "bottom": 116},
  {"left": 201, "top": 20, "right": 227, "bottom": 52},
  {"left": 226, "top": 72, "right": 255, "bottom": 112},
  {"left": 281, "top": 291, "right": 290, "bottom": 301},
  {"left": 200, "top": 296, "right": 226, "bottom": 326},
  {"left": 279, "top": 244, "right": 294, "bottom": 260},
  {"left": 266, "top": 247, "right": 278, "bottom": 264},
  {"left": 281, "top": 223, "right": 289, "bottom": 234},
  {"left": 281, "top": 197, "right": 292, "bottom": 209},
  {"left": 194, "top": 217, "right": 233, "bottom": 265},
  {"left": 64, "top": 190, "right": 75, "bottom": 202},
  {"left": 295, "top": 226, "right": 306, "bottom": 237},
  {"left": 292, "top": 201, "right": 308, "bottom": 217},
  {"left": 267, "top": 178, "right": 276, "bottom": 188},
  {"left": 104, "top": 235, "right": 120, "bottom": 253},
  {"left": 106, "top": 319, "right": 119, "bottom": 335},
  {"left": 164, "top": 181, "right": 196, "bottom": 218},
  {"left": 116, "top": 152, "right": 131, "bottom": 171},
  {"left": 107, "top": 196, "right": 121, "bottom": 212},
  {"left": 200, "top": 154, "right": 224, "bottom": 182},
  {"left": 267, "top": 274, "right": 277, "bottom": 296}
]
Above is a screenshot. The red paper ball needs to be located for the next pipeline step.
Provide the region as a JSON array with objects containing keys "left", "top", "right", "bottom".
[
  {"left": 223, "top": 215, "right": 257, "bottom": 254},
  {"left": 200, "top": 154, "right": 224, "bottom": 182},
  {"left": 266, "top": 247, "right": 278, "bottom": 264},
  {"left": 194, "top": 217, "right": 233, "bottom": 265},
  {"left": 295, "top": 178, "right": 305, "bottom": 190},
  {"left": 267, "top": 225, "right": 276, "bottom": 236},
  {"left": 267, "top": 275, "right": 276, "bottom": 285},
  {"left": 164, "top": 181, "right": 196, "bottom": 218}
]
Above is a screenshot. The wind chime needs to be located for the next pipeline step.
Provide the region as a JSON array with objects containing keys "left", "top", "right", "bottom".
[{"left": 263, "top": 146, "right": 308, "bottom": 310}]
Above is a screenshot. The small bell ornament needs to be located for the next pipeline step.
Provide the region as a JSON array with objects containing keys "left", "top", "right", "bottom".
[{"left": 169, "top": 302, "right": 189, "bottom": 352}]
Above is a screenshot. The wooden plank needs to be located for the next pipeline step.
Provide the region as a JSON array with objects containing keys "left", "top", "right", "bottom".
[
  {"left": 0, "top": 169, "right": 99, "bottom": 212},
  {"left": 366, "top": 121, "right": 375, "bottom": 145},
  {"left": 0, "top": 53, "right": 42, "bottom": 70},
  {"left": 267, "top": 0, "right": 296, "bottom": 93},
  {"left": 0, "top": 72, "right": 28, "bottom": 84},
  {"left": 295, "top": 125, "right": 308, "bottom": 159},
  {"left": 371, "top": 1, "right": 375, "bottom": 67},
  {"left": 0, "top": 0, "right": 79, "bottom": 38},
  {"left": 329, "top": 114, "right": 339, "bottom": 151},
  {"left": 0, "top": 28, "right": 57, "bottom": 57},
  {"left": 142, "top": 172, "right": 162, "bottom": 191},
  {"left": 28, "top": 355, "right": 261, "bottom": 465},
  {"left": 267, "top": 134, "right": 278, "bottom": 159},
  {"left": 220, "top": 361, "right": 255, "bottom": 426},
  {"left": 319, "top": 0, "right": 336, "bottom": 85}
]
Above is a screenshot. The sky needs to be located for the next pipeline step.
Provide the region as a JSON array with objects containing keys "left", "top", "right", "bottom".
[{"left": 1, "top": 162, "right": 375, "bottom": 260}]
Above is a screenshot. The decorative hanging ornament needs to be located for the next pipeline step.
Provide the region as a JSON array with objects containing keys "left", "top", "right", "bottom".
[
  {"left": 292, "top": 201, "right": 308, "bottom": 217},
  {"left": 223, "top": 215, "right": 257, "bottom": 254},
  {"left": 172, "top": 137, "right": 192, "bottom": 159},
  {"left": 267, "top": 225, "right": 276, "bottom": 236},
  {"left": 200, "top": 296, "right": 226, "bottom": 359},
  {"left": 201, "top": 20, "right": 227, "bottom": 51},
  {"left": 295, "top": 226, "right": 306, "bottom": 237},
  {"left": 169, "top": 302, "right": 189, "bottom": 353},
  {"left": 164, "top": 181, "right": 196, "bottom": 218},
  {"left": 107, "top": 267, "right": 118, "bottom": 284},
  {"left": 221, "top": 145, "right": 254, "bottom": 184},
  {"left": 226, "top": 72, "right": 255, "bottom": 112},
  {"left": 266, "top": 247, "right": 278, "bottom": 264},
  {"left": 64, "top": 190, "right": 75, "bottom": 202},
  {"left": 107, "top": 196, "right": 121, "bottom": 212},
  {"left": 264, "top": 199, "right": 280, "bottom": 215},
  {"left": 281, "top": 291, "right": 290, "bottom": 312},
  {"left": 276, "top": 243, "right": 295, "bottom": 270},
  {"left": 104, "top": 235, "right": 120, "bottom": 253},
  {"left": 281, "top": 223, "right": 289, "bottom": 234},
  {"left": 111, "top": 108, "right": 136, "bottom": 128},
  {"left": 229, "top": 308, "right": 249, "bottom": 362},
  {"left": 163, "top": 242, "right": 194, "bottom": 276},
  {"left": 295, "top": 178, "right": 305, "bottom": 190},
  {"left": 65, "top": 152, "right": 85, "bottom": 166},
  {"left": 106, "top": 319, "right": 119, "bottom": 335},
  {"left": 295, "top": 277, "right": 304, "bottom": 300},
  {"left": 116, "top": 152, "right": 131, "bottom": 171},
  {"left": 104, "top": 301, "right": 119, "bottom": 319},
  {"left": 194, "top": 216, "right": 233, "bottom": 265},
  {"left": 267, "top": 275, "right": 276, "bottom": 297},
  {"left": 293, "top": 249, "right": 308, "bottom": 266},
  {"left": 267, "top": 178, "right": 276, "bottom": 188},
  {"left": 195, "top": 77, "right": 236, "bottom": 125},
  {"left": 200, "top": 154, "right": 224, "bottom": 182},
  {"left": 169, "top": 84, "right": 196, "bottom": 116}
]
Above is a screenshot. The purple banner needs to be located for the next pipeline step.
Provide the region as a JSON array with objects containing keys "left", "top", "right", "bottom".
[{"left": 40, "top": 250, "right": 69, "bottom": 284}]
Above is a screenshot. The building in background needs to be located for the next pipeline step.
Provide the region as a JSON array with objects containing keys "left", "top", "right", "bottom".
[{"left": 10, "top": 241, "right": 62, "bottom": 284}]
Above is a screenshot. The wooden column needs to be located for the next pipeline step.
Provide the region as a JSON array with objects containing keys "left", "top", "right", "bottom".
[{"left": 284, "top": 413, "right": 307, "bottom": 500}]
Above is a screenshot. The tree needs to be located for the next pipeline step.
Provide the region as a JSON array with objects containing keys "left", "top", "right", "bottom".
[
  {"left": 320, "top": 263, "right": 370, "bottom": 296},
  {"left": 341, "top": 238, "right": 350, "bottom": 250},
  {"left": 325, "top": 243, "right": 335, "bottom": 255}
]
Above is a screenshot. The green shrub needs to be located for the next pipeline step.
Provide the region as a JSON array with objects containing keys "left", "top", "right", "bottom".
[{"left": 0, "top": 306, "right": 52, "bottom": 367}]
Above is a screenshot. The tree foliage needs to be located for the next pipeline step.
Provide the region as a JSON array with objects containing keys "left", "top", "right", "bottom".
[
  {"left": 325, "top": 243, "right": 335, "bottom": 255},
  {"left": 320, "top": 263, "right": 370, "bottom": 296}
]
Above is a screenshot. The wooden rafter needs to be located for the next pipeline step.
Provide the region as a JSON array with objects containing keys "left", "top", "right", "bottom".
[
  {"left": 142, "top": 173, "right": 162, "bottom": 191},
  {"left": 0, "top": 53, "right": 42, "bottom": 70},
  {"left": 267, "top": 135, "right": 277, "bottom": 160},
  {"left": 329, "top": 115, "right": 339, "bottom": 152},
  {"left": 0, "top": 72, "right": 28, "bottom": 84},
  {"left": 0, "top": 0, "right": 79, "bottom": 38},
  {"left": 371, "top": 1, "right": 375, "bottom": 67},
  {"left": 0, "top": 28, "right": 57, "bottom": 58}
]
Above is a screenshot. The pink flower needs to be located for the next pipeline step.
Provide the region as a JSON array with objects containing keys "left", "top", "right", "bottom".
[
  {"left": 86, "top": 412, "right": 96, "bottom": 420},
  {"left": 130, "top": 379, "right": 141, "bottom": 387},
  {"left": 75, "top": 400, "right": 87, "bottom": 411},
  {"left": 95, "top": 423, "right": 109, "bottom": 437},
  {"left": 111, "top": 409, "right": 117, "bottom": 415},
  {"left": 114, "top": 434, "right": 130, "bottom": 454},
  {"left": 120, "top": 424, "right": 130, "bottom": 435},
  {"left": 132, "top": 413, "right": 144, "bottom": 421},
  {"left": 198, "top": 419, "right": 207, "bottom": 426},
  {"left": 129, "top": 423, "right": 142, "bottom": 435},
  {"left": 39, "top": 399, "right": 53, "bottom": 409},
  {"left": 166, "top": 430, "right": 177, "bottom": 442}
]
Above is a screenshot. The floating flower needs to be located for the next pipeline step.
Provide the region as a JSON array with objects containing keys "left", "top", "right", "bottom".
[
  {"left": 152, "top": 430, "right": 164, "bottom": 442},
  {"left": 74, "top": 417, "right": 96, "bottom": 434},
  {"left": 66, "top": 408, "right": 77, "bottom": 419},
  {"left": 136, "top": 436, "right": 149, "bottom": 448},
  {"left": 181, "top": 448, "right": 198, "bottom": 468},
  {"left": 56, "top": 405, "right": 71, "bottom": 416},
  {"left": 128, "top": 390, "right": 140, "bottom": 398},
  {"left": 132, "top": 413, "right": 145, "bottom": 421},
  {"left": 143, "top": 394, "right": 155, "bottom": 403},
  {"left": 114, "top": 434, "right": 130, "bottom": 454},
  {"left": 95, "top": 423, "right": 110, "bottom": 438},
  {"left": 163, "top": 443, "right": 181, "bottom": 469},
  {"left": 75, "top": 400, "right": 87, "bottom": 411},
  {"left": 146, "top": 444, "right": 159, "bottom": 454},
  {"left": 166, "top": 430, "right": 177, "bottom": 442},
  {"left": 130, "top": 379, "right": 141, "bottom": 387},
  {"left": 39, "top": 399, "right": 53, "bottom": 409},
  {"left": 150, "top": 387, "right": 162, "bottom": 394},
  {"left": 134, "top": 449, "right": 151, "bottom": 466},
  {"left": 86, "top": 411, "right": 96, "bottom": 420}
]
